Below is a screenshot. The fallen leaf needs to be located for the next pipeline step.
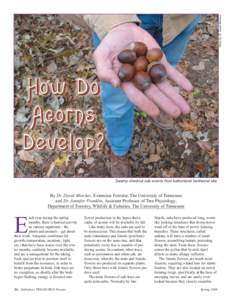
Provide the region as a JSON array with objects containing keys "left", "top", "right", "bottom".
[
  {"left": 181, "top": 149, "right": 192, "bottom": 158},
  {"left": 54, "top": 154, "right": 68, "bottom": 167},
  {"left": 208, "top": 157, "right": 218, "bottom": 167},
  {"left": 156, "top": 143, "right": 163, "bottom": 155},
  {"left": 149, "top": 154, "right": 161, "bottom": 163},
  {"left": 15, "top": 107, "right": 30, "bottom": 125},
  {"left": 14, "top": 126, "right": 21, "bottom": 138},
  {"left": 162, "top": 167, "right": 176, "bottom": 177},
  {"left": 15, "top": 137, "right": 24, "bottom": 146},
  {"left": 74, "top": 155, "right": 83, "bottom": 168},
  {"left": 47, "top": 95, "right": 65, "bottom": 110},
  {"left": 46, "top": 162, "right": 59, "bottom": 177},
  {"left": 178, "top": 120, "right": 198, "bottom": 133},
  {"left": 15, "top": 56, "right": 23, "bottom": 69},
  {"left": 18, "top": 150, "right": 42, "bottom": 165},
  {"left": 208, "top": 148, "right": 217, "bottom": 158},
  {"left": 195, "top": 162, "right": 205, "bottom": 172},
  {"left": 46, "top": 61, "right": 57, "bottom": 73},
  {"left": 48, "top": 47, "right": 65, "bottom": 54},
  {"left": 85, "top": 157, "right": 95, "bottom": 165},
  {"left": 205, "top": 110, "right": 215, "bottom": 120},
  {"left": 78, "top": 168, "right": 85, "bottom": 174},
  {"left": 190, "top": 111, "right": 198, "bottom": 121},
  {"left": 192, "top": 61, "right": 205, "bottom": 71},
  {"left": 197, "top": 140, "right": 212, "bottom": 151},
  {"left": 69, "top": 54, "right": 81, "bottom": 66},
  {"left": 182, "top": 131, "right": 195, "bottom": 140},
  {"left": 140, "top": 143, "right": 148, "bottom": 153},
  {"left": 148, "top": 143, "right": 156, "bottom": 154},
  {"left": 18, "top": 150, "right": 34, "bottom": 162},
  {"left": 196, "top": 131, "right": 209, "bottom": 141}
]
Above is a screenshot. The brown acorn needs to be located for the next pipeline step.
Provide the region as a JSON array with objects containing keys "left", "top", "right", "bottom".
[
  {"left": 149, "top": 64, "right": 167, "bottom": 84},
  {"left": 118, "top": 49, "right": 137, "bottom": 64},
  {"left": 146, "top": 48, "right": 163, "bottom": 63},
  {"left": 134, "top": 56, "right": 149, "bottom": 72},
  {"left": 133, "top": 71, "right": 152, "bottom": 91},
  {"left": 128, "top": 42, "right": 148, "bottom": 56},
  {"left": 118, "top": 64, "right": 135, "bottom": 81}
]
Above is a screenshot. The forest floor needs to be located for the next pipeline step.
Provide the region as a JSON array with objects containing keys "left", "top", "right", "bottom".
[{"left": 14, "top": 14, "right": 219, "bottom": 178}]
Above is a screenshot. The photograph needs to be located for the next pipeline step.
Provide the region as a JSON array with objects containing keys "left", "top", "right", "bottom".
[
  {"left": 3, "top": 4, "right": 232, "bottom": 299},
  {"left": 14, "top": 14, "right": 219, "bottom": 178}
]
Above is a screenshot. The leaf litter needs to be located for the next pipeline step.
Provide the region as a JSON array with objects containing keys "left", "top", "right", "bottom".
[{"left": 14, "top": 15, "right": 218, "bottom": 178}]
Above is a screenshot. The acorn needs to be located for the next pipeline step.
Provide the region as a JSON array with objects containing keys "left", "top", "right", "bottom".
[
  {"left": 133, "top": 71, "right": 152, "bottom": 91},
  {"left": 147, "top": 61, "right": 160, "bottom": 72},
  {"left": 118, "top": 49, "right": 137, "bottom": 64},
  {"left": 146, "top": 48, "right": 163, "bottom": 63},
  {"left": 128, "top": 42, "right": 148, "bottom": 56},
  {"left": 149, "top": 64, "right": 167, "bottom": 84},
  {"left": 134, "top": 56, "right": 149, "bottom": 72},
  {"left": 118, "top": 64, "right": 135, "bottom": 81}
]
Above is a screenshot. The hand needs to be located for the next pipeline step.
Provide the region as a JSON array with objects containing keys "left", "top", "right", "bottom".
[{"left": 93, "top": 23, "right": 193, "bottom": 119}]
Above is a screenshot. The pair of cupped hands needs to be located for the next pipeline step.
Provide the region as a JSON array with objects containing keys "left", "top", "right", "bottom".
[{"left": 93, "top": 23, "right": 193, "bottom": 119}]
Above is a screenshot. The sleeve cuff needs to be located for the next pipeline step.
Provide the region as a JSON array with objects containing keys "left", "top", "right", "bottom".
[{"left": 83, "top": 14, "right": 141, "bottom": 39}]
